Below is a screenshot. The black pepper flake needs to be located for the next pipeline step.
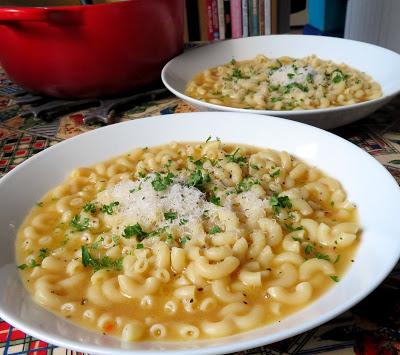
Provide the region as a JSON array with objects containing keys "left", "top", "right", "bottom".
[
  {"left": 190, "top": 298, "right": 194, "bottom": 303},
  {"left": 80, "top": 298, "right": 88, "bottom": 305},
  {"left": 243, "top": 301, "right": 248, "bottom": 304},
  {"left": 351, "top": 259, "right": 354, "bottom": 262},
  {"left": 197, "top": 288, "right": 203, "bottom": 291},
  {"left": 266, "top": 268, "right": 272, "bottom": 271}
]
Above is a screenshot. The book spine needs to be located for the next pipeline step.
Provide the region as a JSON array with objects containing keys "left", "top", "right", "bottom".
[
  {"left": 250, "top": 0, "right": 259, "bottom": 36},
  {"left": 230, "top": 0, "right": 243, "bottom": 38},
  {"left": 259, "top": 0, "right": 265, "bottom": 35},
  {"left": 224, "top": 0, "right": 232, "bottom": 38},
  {"left": 206, "top": 0, "right": 214, "bottom": 41},
  {"left": 211, "top": 0, "right": 220, "bottom": 40},
  {"left": 186, "top": 0, "right": 201, "bottom": 41},
  {"left": 217, "top": 0, "right": 226, "bottom": 39},
  {"left": 242, "top": 0, "right": 249, "bottom": 37},
  {"left": 271, "top": 0, "right": 278, "bottom": 33},
  {"left": 183, "top": 0, "right": 189, "bottom": 42},
  {"left": 198, "top": 0, "right": 208, "bottom": 41},
  {"left": 264, "top": 0, "right": 271, "bottom": 34}
]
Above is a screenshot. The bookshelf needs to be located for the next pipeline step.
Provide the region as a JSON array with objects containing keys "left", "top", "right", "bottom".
[{"left": 184, "top": 0, "right": 289, "bottom": 42}]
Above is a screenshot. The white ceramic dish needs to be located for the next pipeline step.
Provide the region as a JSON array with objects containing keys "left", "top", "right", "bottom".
[
  {"left": 161, "top": 35, "right": 400, "bottom": 129},
  {"left": 1, "top": 112, "right": 400, "bottom": 355}
]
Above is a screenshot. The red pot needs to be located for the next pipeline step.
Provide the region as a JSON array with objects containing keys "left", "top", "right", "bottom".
[{"left": 0, "top": 0, "right": 184, "bottom": 98}]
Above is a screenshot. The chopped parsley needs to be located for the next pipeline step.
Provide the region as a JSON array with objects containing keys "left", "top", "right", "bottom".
[
  {"left": 225, "top": 148, "right": 247, "bottom": 165},
  {"left": 292, "top": 236, "right": 303, "bottom": 242},
  {"left": 282, "top": 82, "right": 309, "bottom": 93},
  {"left": 285, "top": 224, "right": 303, "bottom": 232},
  {"left": 269, "top": 168, "right": 280, "bottom": 177},
  {"left": 83, "top": 203, "right": 96, "bottom": 214},
  {"left": 90, "top": 236, "right": 104, "bottom": 250},
  {"left": 164, "top": 211, "right": 178, "bottom": 222},
  {"left": 209, "top": 194, "right": 221, "bottom": 206},
  {"left": 315, "top": 252, "right": 330, "bottom": 261},
  {"left": 209, "top": 226, "right": 222, "bottom": 234},
  {"left": 236, "top": 177, "right": 261, "bottom": 193},
  {"left": 179, "top": 235, "right": 191, "bottom": 245},
  {"left": 138, "top": 171, "right": 147, "bottom": 178},
  {"left": 287, "top": 73, "right": 295, "bottom": 79},
  {"left": 230, "top": 58, "right": 236, "bottom": 65},
  {"left": 36, "top": 202, "right": 44, "bottom": 207},
  {"left": 122, "top": 223, "right": 148, "bottom": 241},
  {"left": 112, "top": 235, "right": 120, "bottom": 246},
  {"left": 101, "top": 201, "right": 119, "bottom": 215},
  {"left": 306, "top": 73, "right": 314, "bottom": 83},
  {"left": 151, "top": 172, "right": 174, "bottom": 191},
  {"left": 179, "top": 218, "right": 188, "bottom": 225},
  {"left": 38, "top": 248, "right": 49, "bottom": 260},
  {"left": 333, "top": 255, "right": 341, "bottom": 264},
  {"left": 270, "top": 194, "right": 292, "bottom": 214},
  {"left": 17, "top": 264, "right": 28, "bottom": 270},
  {"left": 70, "top": 215, "right": 90, "bottom": 231},
  {"left": 329, "top": 275, "right": 340, "bottom": 282},
  {"left": 187, "top": 169, "right": 210, "bottom": 191},
  {"left": 304, "top": 244, "right": 314, "bottom": 254},
  {"left": 330, "top": 201, "right": 335, "bottom": 207},
  {"left": 81, "top": 246, "right": 123, "bottom": 272},
  {"left": 206, "top": 135, "right": 212, "bottom": 143},
  {"left": 250, "top": 164, "right": 259, "bottom": 170},
  {"left": 136, "top": 243, "right": 144, "bottom": 249}
]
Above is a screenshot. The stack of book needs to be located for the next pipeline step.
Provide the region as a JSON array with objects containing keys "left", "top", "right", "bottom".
[{"left": 185, "top": 0, "right": 289, "bottom": 42}]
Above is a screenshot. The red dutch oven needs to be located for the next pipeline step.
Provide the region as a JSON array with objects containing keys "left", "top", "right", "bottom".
[{"left": 0, "top": 0, "right": 184, "bottom": 98}]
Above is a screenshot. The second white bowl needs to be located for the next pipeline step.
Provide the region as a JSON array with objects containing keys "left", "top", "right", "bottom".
[{"left": 161, "top": 35, "right": 400, "bottom": 129}]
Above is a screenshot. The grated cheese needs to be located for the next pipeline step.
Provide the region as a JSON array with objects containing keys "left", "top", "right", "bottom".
[{"left": 269, "top": 65, "right": 323, "bottom": 87}]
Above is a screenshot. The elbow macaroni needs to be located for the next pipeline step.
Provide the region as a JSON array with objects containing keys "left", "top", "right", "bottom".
[
  {"left": 186, "top": 54, "right": 382, "bottom": 111},
  {"left": 16, "top": 141, "right": 359, "bottom": 341}
]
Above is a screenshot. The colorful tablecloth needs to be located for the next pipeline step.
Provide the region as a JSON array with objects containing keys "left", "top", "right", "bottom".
[{"left": 0, "top": 67, "right": 399, "bottom": 355}]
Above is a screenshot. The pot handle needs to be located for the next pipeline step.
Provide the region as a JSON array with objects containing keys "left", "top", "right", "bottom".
[{"left": 0, "top": 8, "right": 47, "bottom": 22}]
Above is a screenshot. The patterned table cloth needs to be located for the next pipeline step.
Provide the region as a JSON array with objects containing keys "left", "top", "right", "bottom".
[{"left": 0, "top": 68, "right": 399, "bottom": 355}]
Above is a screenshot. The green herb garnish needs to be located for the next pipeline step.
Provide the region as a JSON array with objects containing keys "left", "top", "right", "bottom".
[
  {"left": 236, "top": 177, "right": 261, "bottom": 193},
  {"left": 269, "top": 169, "right": 280, "bottom": 177},
  {"left": 209, "top": 226, "right": 222, "bottom": 234},
  {"left": 136, "top": 243, "right": 144, "bottom": 249},
  {"left": 151, "top": 172, "right": 174, "bottom": 191},
  {"left": 71, "top": 215, "right": 90, "bottom": 231},
  {"left": 315, "top": 252, "right": 330, "bottom": 261},
  {"left": 122, "top": 223, "right": 148, "bottom": 241},
  {"left": 270, "top": 194, "right": 292, "bottom": 214},
  {"left": 101, "top": 201, "right": 119, "bottom": 215},
  {"left": 179, "top": 235, "right": 191, "bottom": 245},
  {"left": 225, "top": 148, "right": 247, "bottom": 165},
  {"left": 187, "top": 169, "right": 210, "bottom": 191},
  {"left": 164, "top": 211, "right": 178, "bottom": 222},
  {"left": 304, "top": 244, "right": 314, "bottom": 254},
  {"left": 333, "top": 255, "right": 341, "bottom": 264},
  {"left": 210, "top": 194, "right": 221, "bottom": 206},
  {"left": 81, "top": 245, "right": 123, "bottom": 272},
  {"left": 330, "top": 275, "right": 340, "bottom": 282},
  {"left": 83, "top": 203, "right": 96, "bottom": 214},
  {"left": 17, "top": 264, "right": 28, "bottom": 270}
]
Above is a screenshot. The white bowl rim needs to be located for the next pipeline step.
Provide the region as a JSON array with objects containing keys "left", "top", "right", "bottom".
[
  {"left": 0, "top": 111, "right": 399, "bottom": 355},
  {"left": 161, "top": 34, "right": 400, "bottom": 116}
]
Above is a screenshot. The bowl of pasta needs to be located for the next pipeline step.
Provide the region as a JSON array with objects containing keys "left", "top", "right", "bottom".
[
  {"left": 161, "top": 35, "right": 400, "bottom": 129},
  {"left": 0, "top": 112, "right": 399, "bottom": 355}
]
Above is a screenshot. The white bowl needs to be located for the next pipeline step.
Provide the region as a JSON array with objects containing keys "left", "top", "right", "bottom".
[
  {"left": 0, "top": 112, "right": 399, "bottom": 355},
  {"left": 161, "top": 35, "right": 400, "bottom": 129}
]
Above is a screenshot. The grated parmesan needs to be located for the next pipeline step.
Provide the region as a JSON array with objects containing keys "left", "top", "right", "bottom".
[{"left": 269, "top": 65, "right": 323, "bottom": 87}]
